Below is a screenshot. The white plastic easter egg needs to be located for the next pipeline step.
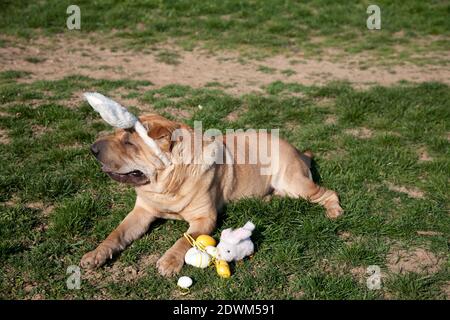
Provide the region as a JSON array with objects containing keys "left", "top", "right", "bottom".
[
  {"left": 205, "top": 246, "right": 218, "bottom": 258},
  {"left": 185, "top": 247, "right": 211, "bottom": 268},
  {"left": 177, "top": 276, "right": 193, "bottom": 289}
]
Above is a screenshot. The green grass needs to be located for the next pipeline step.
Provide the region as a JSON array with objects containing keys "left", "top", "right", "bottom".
[
  {"left": 155, "top": 50, "right": 181, "bottom": 65},
  {"left": 24, "top": 56, "right": 47, "bottom": 64},
  {"left": 257, "top": 65, "right": 277, "bottom": 74},
  {"left": 0, "top": 71, "right": 448, "bottom": 299},
  {"left": 281, "top": 69, "right": 297, "bottom": 77},
  {"left": 0, "top": 1, "right": 449, "bottom": 64}
]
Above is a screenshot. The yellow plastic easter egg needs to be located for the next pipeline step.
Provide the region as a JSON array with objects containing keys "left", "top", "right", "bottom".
[
  {"left": 196, "top": 235, "right": 216, "bottom": 249},
  {"left": 215, "top": 260, "right": 231, "bottom": 278}
]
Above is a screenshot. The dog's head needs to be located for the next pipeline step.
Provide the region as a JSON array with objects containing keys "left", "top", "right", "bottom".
[{"left": 91, "top": 114, "right": 185, "bottom": 186}]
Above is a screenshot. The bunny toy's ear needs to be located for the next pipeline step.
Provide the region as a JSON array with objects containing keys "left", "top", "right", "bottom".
[
  {"left": 220, "top": 228, "right": 233, "bottom": 240},
  {"left": 220, "top": 229, "right": 247, "bottom": 245},
  {"left": 233, "top": 229, "right": 252, "bottom": 241}
]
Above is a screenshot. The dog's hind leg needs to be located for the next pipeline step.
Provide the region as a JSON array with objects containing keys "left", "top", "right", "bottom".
[
  {"left": 303, "top": 179, "right": 343, "bottom": 219},
  {"left": 80, "top": 206, "right": 157, "bottom": 269},
  {"left": 272, "top": 158, "right": 343, "bottom": 219}
]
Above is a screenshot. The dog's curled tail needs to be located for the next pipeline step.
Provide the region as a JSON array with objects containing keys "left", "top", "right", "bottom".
[
  {"left": 301, "top": 149, "right": 314, "bottom": 169},
  {"left": 303, "top": 150, "right": 314, "bottom": 159}
]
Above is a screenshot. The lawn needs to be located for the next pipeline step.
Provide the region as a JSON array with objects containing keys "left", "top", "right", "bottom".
[
  {"left": 0, "top": 0, "right": 449, "bottom": 300},
  {"left": 0, "top": 73, "right": 448, "bottom": 299},
  {"left": 1, "top": 0, "right": 449, "bottom": 64}
]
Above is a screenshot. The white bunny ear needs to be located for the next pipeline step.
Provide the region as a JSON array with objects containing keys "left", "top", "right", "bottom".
[
  {"left": 84, "top": 92, "right": 171, "bottom": 167},
  {"left": 220, "top": 229, "right": 245, "bottom": 245},
  {"left": 84, "top": 92, "right": 137, "bottom": 129},
  {"left": 226, "top": 231, "right": 247, "bottom": 245},
  {"left": 134, "top": 121, "right": 171, "bottom": 166},
  {"left": 233, "top": 229, "right": 252, "bottom": 241},
  {"left": 221, "top": 228, "right": 233, "bottom": 240},
  {"left": 243, "top": 221, "right": 255, "bottom": 232}
]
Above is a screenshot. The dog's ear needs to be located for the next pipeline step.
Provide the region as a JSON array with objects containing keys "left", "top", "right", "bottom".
[
  {"left": 147, "top": 124, "right": 173, "bottom": 152},
  {"left": 140, "top": 114, "right": 189, "bottom": 153}
]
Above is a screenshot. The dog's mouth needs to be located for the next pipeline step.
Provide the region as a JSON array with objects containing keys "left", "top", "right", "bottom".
[{"left": 101, "top": 166, "right": 149, "bottom": 185}]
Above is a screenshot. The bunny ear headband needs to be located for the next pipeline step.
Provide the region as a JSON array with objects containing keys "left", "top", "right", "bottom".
[{"left": 83, "top": 92, "right": 171, "bottom": 166}]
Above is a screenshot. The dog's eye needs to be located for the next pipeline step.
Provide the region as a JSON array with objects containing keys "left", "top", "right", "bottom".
[
  {"left": 122, "top": 131, "right": 136, "bottom": 147},
  {"left": 226, "top": 250, "right": 231, "bottom": 253},
  {"left": 123, "top": 136, "right": 135, "bottom": 147}
]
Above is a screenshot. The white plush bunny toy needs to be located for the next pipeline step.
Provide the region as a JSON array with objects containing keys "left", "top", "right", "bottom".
[{"left": 216, "top": 221, "right": 255, "bottom": 262}]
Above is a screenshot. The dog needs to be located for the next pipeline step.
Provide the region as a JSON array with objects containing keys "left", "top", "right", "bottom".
[{"left": 80, "top": 113, "right": 343, "bottom": 276}]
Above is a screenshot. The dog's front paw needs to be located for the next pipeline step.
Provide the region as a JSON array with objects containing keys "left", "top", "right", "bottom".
[
  {"left": 80, "top": 246, "right": 113, "bottom": 269},
  {"left": 156, "top": 252, "right": 184, "bottom": 277},
  {"left": 326, "top": 205, "right": 344, "bottom": 219}
]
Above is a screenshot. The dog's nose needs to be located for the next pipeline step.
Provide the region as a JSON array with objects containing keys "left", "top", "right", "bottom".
[
  {"left": 91, "top": 140, "right": 108, "bottom": 158},
  {"left": 90, "top": 142, "right": 101, "bottom": 156}
]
